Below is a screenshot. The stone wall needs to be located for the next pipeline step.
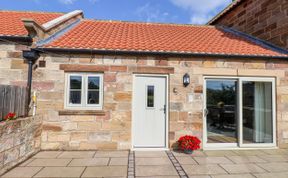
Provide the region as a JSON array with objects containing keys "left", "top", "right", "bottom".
[
  {"left": 0, "top": 115, "right": 42, "bottom": 175},
  {"left": 0, "top": 43, "right": 29, "bottom": 86},
  {"left": 211, "top": 0, "right": 288, "bottom": 49},
  {"left": 24, "top": 54, "right": 288, "bottom": 150}
]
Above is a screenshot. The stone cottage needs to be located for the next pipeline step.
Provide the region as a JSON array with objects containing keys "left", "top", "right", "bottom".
[
  {"left": 1, "top": 10, "right": 288, "bottom": 151},
  {"left": 208, "top": 0, "right": 288, "bottom": 49}
]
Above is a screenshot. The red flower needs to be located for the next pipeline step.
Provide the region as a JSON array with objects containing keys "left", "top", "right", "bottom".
[
  {"left": 177, "top": 135, "right": 201, "bottom": 151},
  {"left": 4, "top": 112, "right": 16, "bottom": 121}
]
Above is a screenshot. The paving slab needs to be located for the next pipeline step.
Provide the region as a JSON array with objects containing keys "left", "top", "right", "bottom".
[
  {"left": 136, "top": 157, "right": 172, "bottom": 165},
  {"left": 34, "top": 167, "right": 85, "bottom": 177},
  {"left": 109, "top": 157, "right": 129, "bottom": 165},
  {"left": 257, "top": 155, "right": 288, "bottom": 162},
  {"left": 212, "top": 174, "right": 255, "bottom": 178},
  {"left": 204, "top": 151, "right": 238, "bottom": 157},
  {"left": 57, "top": 151, "right": 95, "bottom": 158},
  {"left": 136, "top": 165, "right": 178, "bottom": 176},
  {"left": 135, "top": 151, "right": 167, "bottom": 158},
  {"left": 172, "top": 151, "right": 206, "bottom": 157},
  {"left": 257, "top": 162, "right": 288, "bottom": 172},
  {"left": 82, "top": 166, "right": 127, "bottom": 177},
  {"left": 26, "top": 158, "right": 72, "bottom": 167},
  {"left": 182, "top": 164, "right": 227, "bottom": 175},
  {"left": 18, "top": 158, "right": 35, "bottom": 167},
  {"left": 135, "top": 176, "right": 180, "bottom": 178},
  {"left": 233, "top": 150, "right": 266, "bottom": 156},
  {"left": 253, "top": 172, "right": 288, "bottom": 178},
  {"left": 227, "top": 156, "right": 267, "bottom": 164},
  {"left": 33, "top": 151, "right": 63, "bottom": 158},
  {"left": 175, "top": 156, "right": 198, "bottom": 164},
  {"left": 94, "top": 151, "right": 129, "bottom": 158},
  {"left": 220, "top": 163, "right": 266, "bottom": 174},
  {"left": 260, "top": 149, "right": 288, "bottom": 155},
  {"left": 194, "top": 156, "right": 234, "bottom": 164},
  {"left": 68, "top": 158, "right": 109, "bottom": 166},
  {"left": 1, "top": 167, "right": 43, "bottom": 178}
]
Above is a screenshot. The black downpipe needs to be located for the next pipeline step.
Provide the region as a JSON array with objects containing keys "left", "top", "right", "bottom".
[
  {"left": 27, "top": 59, "right": 34, "bottom": 105},
  {"left": 23, "top": 50, "right": 39, "bottom": 114}
]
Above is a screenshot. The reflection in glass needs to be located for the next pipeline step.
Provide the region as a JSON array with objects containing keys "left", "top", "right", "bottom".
[
  {"left": 206, "top": 80, "right": 237, "bottom": 143},
  {"left": 147, "top": 85, "right": 154, "bottom": 108},
  {"left": 87, "top": 77, "right": 100, "bottom": 104},
  {"left": 69, "top": 76, "right": 82, "bottom": 104},
  {"left": 242, "top": 82, "right": 273, "bottom": 144}
]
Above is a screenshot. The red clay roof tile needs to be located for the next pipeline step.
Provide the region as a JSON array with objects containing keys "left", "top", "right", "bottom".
[
  {"left": 0, "top": 11, "right": 63, "bottom": 37},
  {"left": 44, "top": 20, "right": 287, "bottom": 57}
]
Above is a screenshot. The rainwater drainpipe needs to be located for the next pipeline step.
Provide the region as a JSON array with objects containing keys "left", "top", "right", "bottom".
[{"left": 23, "top": 50, "right": 39, "bottom": 114}]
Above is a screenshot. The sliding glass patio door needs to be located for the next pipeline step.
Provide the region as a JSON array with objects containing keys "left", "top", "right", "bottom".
[
  {"left": 205, "top": 79, "right": 238, "bottom": 148},
  {"left": 204, "top": 77, "right": 276, "bottom": 149},
  {"left": 239, "top": 78, "right": 276, "bottom": 147}
]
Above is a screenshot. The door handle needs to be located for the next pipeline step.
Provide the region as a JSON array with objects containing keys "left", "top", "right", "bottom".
[
  {"left": 160, "top": 105, "right": 166, "bottom": 114},
  {"left": 204, "top": 108, "right": 209, "bottom": 117}
]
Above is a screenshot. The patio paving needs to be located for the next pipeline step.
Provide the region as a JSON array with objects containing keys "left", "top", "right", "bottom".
[{"left": 1, "top": 149, "right": 288, "bottom": 178}]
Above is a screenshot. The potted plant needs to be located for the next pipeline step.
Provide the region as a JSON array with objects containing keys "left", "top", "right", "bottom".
[
  {"left": 178, "top": 135, "right": 201, "bottom": 154},
  {"left": 3, "top": 112, "right": 17, "bottom": 121}
]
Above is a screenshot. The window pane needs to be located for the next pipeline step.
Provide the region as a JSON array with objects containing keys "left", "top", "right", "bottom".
[
  {"left": 242, "top": 81, "right": 273, "bottom": 144},
  {"left": 69, "top": 91, "right": 81, "bottom": 104},
  {"left": 87, "top": 91, "right": 99, "bottom": 104},
  {"left": 88, "top": 77, "right": 100, "bottom": 89},
  {"left": 70, "top": 76, "right": 82, "bottom": 89},
  {"left": 206, "top": 80, "right": 238, "bottom": 143},
  {"left": 147, "top": 85, "right": 154, "bottom": 108}
]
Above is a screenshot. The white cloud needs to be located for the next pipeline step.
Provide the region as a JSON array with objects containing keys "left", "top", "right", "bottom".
[
  {"left": 58, "top": 0, "right": 99, "bottom": 5},
  {"left": 135, "top": 3, "right": 177, "bottom": 23},
  {"left": 59, "top": 0, "right": 77, "bottom": 5},
  {"left": 170, "top": 0, "right": 230, "bottom": 24}
]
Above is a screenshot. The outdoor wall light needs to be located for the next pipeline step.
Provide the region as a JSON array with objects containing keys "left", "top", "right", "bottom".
[{"left": 183, "top": 73, "right": 190, "bottom": 87}]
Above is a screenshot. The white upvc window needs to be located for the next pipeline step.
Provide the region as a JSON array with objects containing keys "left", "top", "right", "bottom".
[{"left": 65, "top": 73, "right": 103, "bottom": 110}]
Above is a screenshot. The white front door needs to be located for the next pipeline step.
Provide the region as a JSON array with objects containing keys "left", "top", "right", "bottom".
[{"left": 133, "top": 75, "right": 167, "bottom": 148}]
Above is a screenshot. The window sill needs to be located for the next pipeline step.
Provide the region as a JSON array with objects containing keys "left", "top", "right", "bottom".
[{"left": 58, "top": 110, "right": 106, "bottom": 116}]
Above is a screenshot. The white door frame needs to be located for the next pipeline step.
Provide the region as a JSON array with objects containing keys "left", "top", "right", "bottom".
[
  {"left": 203, "top": 76, "right": 277, "bottom": 150},
  {"left": 131, "top": 74, "right": 169, "bottom": 151}
]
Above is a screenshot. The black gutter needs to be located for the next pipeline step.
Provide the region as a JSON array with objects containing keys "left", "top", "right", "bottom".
[
  {"left": 36, "top": 47, "right": 288, "bottom": 60},
  {"left": 23, "top": 50, "right": 40, "bottom": 111},
  {"left": 0, "top": 36, "right": 32, "bottom": 45}
]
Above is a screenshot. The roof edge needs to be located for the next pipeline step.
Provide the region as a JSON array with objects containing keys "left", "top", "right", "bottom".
[
  {"left": 35, "top": 47, "right": 288, "bottom": 60},
  {"left": 207, "top": 0, "right": 244, "bottom": 25},
  {"left": 36, "top": 19, "right": 81, "bottom": 47},
  {"left": 0, "top": 9, "right": 64, "bottom": 14},
  {"left": 220, "top": 26, "right": 288, "bottom": 55},
  {"left": 42, "top": 10, "right": 83, "bottom": 31}
]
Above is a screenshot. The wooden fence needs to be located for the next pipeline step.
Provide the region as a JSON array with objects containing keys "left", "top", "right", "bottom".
[{"left": 0, "top": 85, "right": 28, "bottom": 119}]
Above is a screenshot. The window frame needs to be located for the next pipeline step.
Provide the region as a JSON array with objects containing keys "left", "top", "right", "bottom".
[
  {"left": 203, "top": 76, "right": 276, "bottom": 149},
  {"left": 65, "top": 73, "right": 104, "bottom": 110}
]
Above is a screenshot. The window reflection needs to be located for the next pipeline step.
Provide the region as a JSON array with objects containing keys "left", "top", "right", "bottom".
[{"left": 206, "top": 80, "right": 237, "bottom": 143}]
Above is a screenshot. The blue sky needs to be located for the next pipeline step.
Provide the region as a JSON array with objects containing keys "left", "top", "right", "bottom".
[{"left": 0, "top": 0, "right": 231, "bottom": 24}]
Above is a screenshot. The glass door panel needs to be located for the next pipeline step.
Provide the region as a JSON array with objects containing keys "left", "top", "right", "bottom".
[
  {"left": 206, "top": 80, "right": 238, "bottom": 144},
  {"left": 242, "top": 81, "right": 273, "bottom": 144}
]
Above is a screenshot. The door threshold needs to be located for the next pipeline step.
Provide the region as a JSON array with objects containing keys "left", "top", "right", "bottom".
[{"left": 203, "top": 146, "right": 278, "bottom": 151}]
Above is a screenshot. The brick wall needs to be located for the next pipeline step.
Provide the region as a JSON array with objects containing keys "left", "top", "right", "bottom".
[{"left": 212, "top": 0, "right": 288, "bottom": 49}]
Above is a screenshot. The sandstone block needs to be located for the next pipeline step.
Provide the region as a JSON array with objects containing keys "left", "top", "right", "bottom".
[
  {"left": 114, "top": 92, "right": 132, "bottom": 102},
  {"left": 71, "top": 132, "right": 88, "bottom": 141},
  {"left": 78, "top": 122, "right": 101, "bottom": 131},
  {"left": 48, "top": 133, "right": 70, "bottom": 142},
  {"left": 88, "top": 132, "right": 111, "bottom": 142}
]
